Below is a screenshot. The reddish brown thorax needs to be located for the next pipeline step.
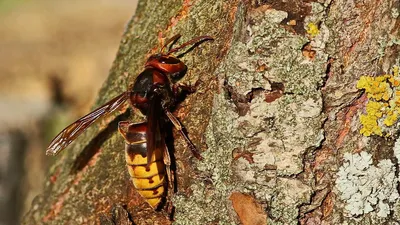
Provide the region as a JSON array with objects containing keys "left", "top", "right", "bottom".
[{"left": 145, "top": 54, "right": 187, "bottom": 80}]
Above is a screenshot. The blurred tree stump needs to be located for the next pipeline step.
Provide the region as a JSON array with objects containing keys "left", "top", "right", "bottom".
[{"left": 23, "top": 0, "right": 400, "bottom": 224}]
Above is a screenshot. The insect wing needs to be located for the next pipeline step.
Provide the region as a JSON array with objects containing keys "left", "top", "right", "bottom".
[
  {"left": 46, "top": 92, "right": 129, "bottom": 156},
  {"left": 145, "top": 95, "right": 162, "bottom": 166}
]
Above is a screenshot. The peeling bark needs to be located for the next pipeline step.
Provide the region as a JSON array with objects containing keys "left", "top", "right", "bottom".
[{"left": 23, "top": 0, "right": 400, "bottom": 224}]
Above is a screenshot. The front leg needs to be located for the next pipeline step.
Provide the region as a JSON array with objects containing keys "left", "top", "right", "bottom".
[{"left": 172, "top": 80, "right": 201, "bottom": 98}]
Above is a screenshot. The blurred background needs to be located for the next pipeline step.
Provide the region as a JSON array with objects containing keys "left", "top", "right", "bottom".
[{"left": 0, "top": 0, "right": 138, "bottom": 224}]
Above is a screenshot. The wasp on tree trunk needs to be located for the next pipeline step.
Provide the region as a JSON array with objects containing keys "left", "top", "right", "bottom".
[{"left": 46, "top": 34, "right": 213, "bottom": 209}]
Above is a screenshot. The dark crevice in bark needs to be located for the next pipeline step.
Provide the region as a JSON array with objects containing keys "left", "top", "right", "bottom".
[
  {"left": 223, "top": 79, "right": 285, "bottom": 116},
  {"left": 100, "top": 204, "right": 136, "bottom": 225},
  {"left": 252, "top": 0, "right": 312, "bottom": 35},
  {"left": 301, "top": 42, "right": 317, "bottom": 61}
]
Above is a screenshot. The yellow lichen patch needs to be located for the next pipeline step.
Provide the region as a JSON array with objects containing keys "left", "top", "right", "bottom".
[
  {"left": 394, "top": 66, "right": 399, "bottom": 77},
  {"left": 356, "top": 75, "right": 392, "bottom": 101},
  {"left": 357, "top": 66, "right": 400, "bottom": 136},
  {"left": 384, "top": 111, "right": 398, "bottom": 127},
  {"left": 306, "top": 23, "right": 319, "bottom": 38},
  {"left": 365, "top": 101, "right": 384, "bottom": 118},
  {"left": 359, "top": 101, "right": 385, "bottom": 136},
  {"left": 359, "top": 102, "right": 383, "bottom": 136}
]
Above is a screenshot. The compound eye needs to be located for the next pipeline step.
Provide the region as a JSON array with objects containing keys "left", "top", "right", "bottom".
[
  {"left": 170, "top": 65, "right": 187, "bottom": 82},
  {"left": 160, "top": 56, "right": 180, "bottom": 64}
]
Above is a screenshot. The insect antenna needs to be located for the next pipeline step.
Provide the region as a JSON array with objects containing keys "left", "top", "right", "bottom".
[
  {"left": 167, "top": 36, "right": 214, "bottom": 55},
  {"left": 161, "top": 34, "right": 182, "bottom": 53}
]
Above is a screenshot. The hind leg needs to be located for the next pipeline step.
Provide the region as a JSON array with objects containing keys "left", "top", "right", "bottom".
[
  {"left": 162, "top": 143, "right": 176, "bottom": 218},
  {"left": 163, "top": 110, "right": 203, "bottom": 160},
  {"left": 163, "top": 144, "right": 174, "bottom": 190}
]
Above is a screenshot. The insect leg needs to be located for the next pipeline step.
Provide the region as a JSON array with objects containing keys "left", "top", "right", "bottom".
[
  {"left": 172, "top": 82, "right": 198, "bottom": 96},
  {"left": 99, "top": 204, "right": 132, "bottom": 225},
  {"left": 163, "top": 144, "right": 173, "bottom": 189},
  {"left": 163, "top": 110, "right": 203, "bottom": 160}
]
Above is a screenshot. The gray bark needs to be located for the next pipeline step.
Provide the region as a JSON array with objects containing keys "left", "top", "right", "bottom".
[{"left": 23, "top": 0, "right": 400, "bottom": 224}]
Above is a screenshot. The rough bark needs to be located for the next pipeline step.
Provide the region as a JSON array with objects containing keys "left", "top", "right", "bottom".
[{"left": 23, "top": 0, "right": 400, "bottom": 224}]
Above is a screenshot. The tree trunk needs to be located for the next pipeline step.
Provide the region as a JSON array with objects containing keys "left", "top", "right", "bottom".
[{"left": 22, "top": 0, "right": 400, "bottom": 224}]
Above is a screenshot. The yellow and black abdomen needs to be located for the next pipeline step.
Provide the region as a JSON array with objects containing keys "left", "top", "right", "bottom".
[{"left": 118, "top": 121, "right": 166, "bottom": 209}]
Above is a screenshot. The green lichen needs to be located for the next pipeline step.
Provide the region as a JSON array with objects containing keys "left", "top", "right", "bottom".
[
  {"left": 336, "top": 152, "right": 399, "bottom": 218},
  {"left": 173, "top": 95, "right": 240, "bottom": 224},
  {"left": 172, "top": 1, "right": 245, "bottom": 224},
  {"left": 357, "top": 66, "right": 400, "bottom": 136},
  {"left": 173, "top": 5, "right": 326, "bottom": 225},
  {"left": 391, "top": 7, "right": 399, "bottom": 18}
]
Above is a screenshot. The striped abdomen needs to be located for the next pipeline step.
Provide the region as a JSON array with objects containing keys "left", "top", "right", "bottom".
[{"left": 118, "top": 121, "right": 166, "bottom": 208}]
